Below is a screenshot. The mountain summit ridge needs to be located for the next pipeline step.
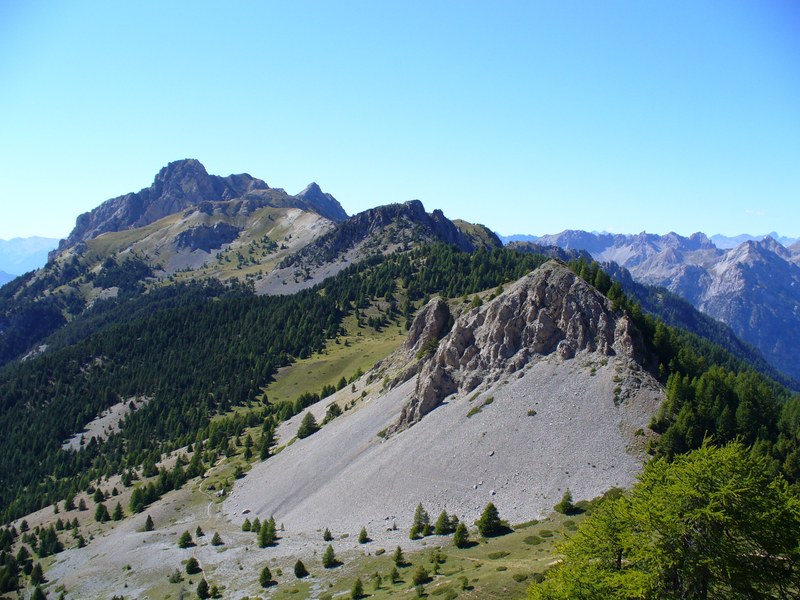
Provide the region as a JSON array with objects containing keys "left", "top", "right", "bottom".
[{"left": 52, "top": 159, "right": 348, "bottom": 258}]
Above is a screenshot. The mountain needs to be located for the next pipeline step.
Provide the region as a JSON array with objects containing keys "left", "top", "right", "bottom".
[
  {"left": 531, "top": 230, "right": 800, "bottom": 383},
  {"left": 711, "top": 232, "right": 798, "bottom": 249},
  {"left": 294, "top": 181, "right": 349, "bottom": 221},
  {"left": 499, "top": 233, "right": 539, "bottom": 244},
  {"left": 0, "top": 162, "right": 500, "bottom": 369},
  {"left": 2, "top": 215, "right": 798, "bottom": 598},
  {"left": 0, "top": 236, "right": 59, "bottom": 274},
  {"left": 52, "top": 158, "right": 348, "bottom": 258},
  {"left": 261, "top": 200, "right": 501, "bottom": 295},
  {"left": 0, "top": 271, "right": 13, "bottom": 286}
]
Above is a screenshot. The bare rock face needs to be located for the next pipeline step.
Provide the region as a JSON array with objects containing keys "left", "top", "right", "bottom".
[
  {"left": 396, "top": 261, "right": 644, "bottom": 428},
  {"left": 404, "top": 297, "right": 451, "bottom": 357}
]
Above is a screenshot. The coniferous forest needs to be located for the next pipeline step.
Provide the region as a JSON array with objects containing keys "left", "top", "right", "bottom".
[{"left": 0, "top": 245, "right": 547, "bottom": 522}]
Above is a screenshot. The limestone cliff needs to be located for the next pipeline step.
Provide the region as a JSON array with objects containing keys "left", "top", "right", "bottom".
[{"left": 397, "top": 260, "right": 644, "bottom": 428}]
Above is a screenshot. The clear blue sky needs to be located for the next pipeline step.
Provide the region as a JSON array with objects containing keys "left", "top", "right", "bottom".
[{"left": 1, "top": 0, "right": 798, "bottom": 240}]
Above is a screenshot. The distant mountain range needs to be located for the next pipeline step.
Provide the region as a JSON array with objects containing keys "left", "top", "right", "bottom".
[
  {"left": 500, "top": 232, "right": 799, "bottom": 249},
  {"left": 0, "top": 236, "right": 58, "bottom": 275},
  {"left": 511, "top": 230, "right": 800, "bottom": 383}
]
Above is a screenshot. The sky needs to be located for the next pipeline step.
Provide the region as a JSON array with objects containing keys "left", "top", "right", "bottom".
[{"left": 1, "top": 1, "right": 798, "bottom": 240}]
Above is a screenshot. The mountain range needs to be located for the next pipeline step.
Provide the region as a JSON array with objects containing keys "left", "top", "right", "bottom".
[
  {"left": 1, "top": 160, "right": 798, "bottom": 598},
  {"left": 515, "top": 230, "right": 800, "bottom": 383}
]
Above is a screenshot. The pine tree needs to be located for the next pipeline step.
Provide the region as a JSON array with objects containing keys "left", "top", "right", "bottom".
[
  {"left": 393, "top": 545, "right": 406, "bottom": 567},
  {"left": 195, "top": 526, "right": 204, "bottom": 538},
  {"left": 259, "top": 428, "right": 273, "bottom": 460},
  {"left": 390, "top": 566, "right": 400, "bottom": 583},
  {"left": 475, "top": 502, "right": 503, "bottom": 537},
  {"left": 94, "top": 502, "right": 110, "bottom": 523},
  {"left": 258, "top": 516, "right": 277, "bottom": 547},
  {"left": 241, "top": 517, "right": 251, "bottom": 532},
  {"left": 434, "top": 510, "right": 450, "bottom": 535},
  {"left": 186, "top": 556, "right": 201, "bottom": 574},
  {"left": 294, "top": 559, "right": 308, "bottom": 578},
  {"left": 412, "top": 503, "right": 431, "bottom": 537},
  {"left": 144, "top": 514, "right": 154, "bottom": 531},
  {"left": 322, "top": 544, "right": 337, "bottom": 568},
  {"left": 323, "top": 527, "right": 333, "bottom": 541},
  {"left": 31, "top": 562, "right": 45, "bottom": 585},
  {"left": 351, "top": 577, "right": 364, "bottom": 599},
  {"left": 211, "top": 532, "right": 223, "bottom": 546},
  {"left": 453, "top": 522, "right": 469, "bottom": 548},
  {"left": 297, "top": 412, "right": 319, "bottom": 439},
  {"left": 358, "top": 526, "right": 369, "bottom": 544},
  {"left": 412, "top": 565, "right": 429, "bottom": 585},
  {"left": 112, "top": 502, "right": 123, "bottom": 521},
  {"left": 178, "top": 530, "right": 193, "bottom": 548},
  {"left": 31, "top": 587, "right": 47, "bottom": 600},
  {"left": 259, "top": 565, "right": 272, "bottom": 588},
  {"left": 197, "top": 578, "right": 210, "bottom": 599}
]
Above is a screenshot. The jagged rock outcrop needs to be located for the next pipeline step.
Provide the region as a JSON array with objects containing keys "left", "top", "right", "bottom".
[{"left": 396, "top": 261, "right": 643, "bottom": 428}]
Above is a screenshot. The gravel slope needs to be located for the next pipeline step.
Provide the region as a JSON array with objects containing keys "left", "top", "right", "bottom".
[{"left": 226, "top": 352, "right": 662, "bottom": 540}]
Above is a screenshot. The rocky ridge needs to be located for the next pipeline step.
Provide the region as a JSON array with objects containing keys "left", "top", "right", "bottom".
[
  {"left": 397, "top": 261, "right": 644, "bottom": 428},
  {"left": 225, "top": 261, "right": 663, "bottom": 554}
]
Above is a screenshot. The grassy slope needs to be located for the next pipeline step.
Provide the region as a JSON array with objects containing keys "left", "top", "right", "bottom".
[
  {"left": 265, "top": 313, "right": 407, "bottom": 405},
  {"left": 264, "top": 514, "right": 581, "bottom": 600}
]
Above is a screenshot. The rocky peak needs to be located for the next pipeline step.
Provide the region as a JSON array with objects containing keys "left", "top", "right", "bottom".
[
  {"left": 294, "top": 182, "right": 348, "bottom": 222},
  {"left": 395, "top": 261, "right": 644, "bottom": 429},
  {"left": 53, "top": 160, "right": 270, "bottom": 257}
]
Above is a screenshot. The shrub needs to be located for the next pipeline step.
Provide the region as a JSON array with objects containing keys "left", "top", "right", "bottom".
[
  {"left": 358, "top": 526, "right": 369, "bottom": 544},
  {"left": 554, "top": 489, "right": 574, "bottom": 515}
]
